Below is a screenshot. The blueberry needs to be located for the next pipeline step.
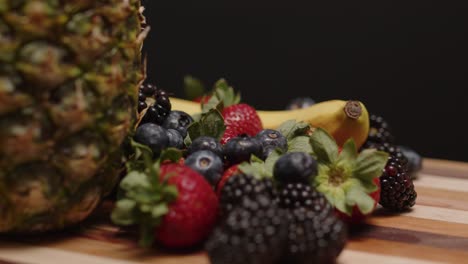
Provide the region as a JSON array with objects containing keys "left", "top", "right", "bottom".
[
  {"left": 162, "top": 111, "right": 194, "bottom": 138},
  {"left": 166, "top": 129, "right": 184, "bottom": 149},
  {"left": 273, "top": 152, "right": 318, "bottom": 184},
  {"left": 223, "top": 136, "right": 263, "bottom": 165},
  {"left": 187, "top": 136, "right": 223, "bottom": 158},
  {"left": 185, "top": 150, "right": 224, "bottom": 185},
  {"left": 134, "top": 123, "right": 169, "bottom": 156},
  {"left": 256, "top": 129, "right": 288, "bottom": 159},
  {"left": 286, "top": 97, "right": 316, "bottom": 110},
  {"left": 399, "top": 145, "right": 422, "bottom": 179}
]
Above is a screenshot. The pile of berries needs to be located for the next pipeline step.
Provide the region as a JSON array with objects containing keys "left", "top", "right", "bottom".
[
  {"left": 113, "top": 81, "right": 419, "bottom": 264},
  {"left": 208, "top": 152, "right": 346, "bottom": 264}
]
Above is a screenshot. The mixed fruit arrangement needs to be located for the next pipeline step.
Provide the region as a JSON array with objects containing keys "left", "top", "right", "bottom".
[
  {"left": 0, "top": 1, "right": 422, "bottom": 263},
  {"left": 110, "top": 79, "right": 421, "bottom": 263}
]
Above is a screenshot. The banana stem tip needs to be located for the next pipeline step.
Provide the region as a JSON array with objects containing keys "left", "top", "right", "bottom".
[{"left": 344, "top": 101, "right": 362, "bottom": 120}]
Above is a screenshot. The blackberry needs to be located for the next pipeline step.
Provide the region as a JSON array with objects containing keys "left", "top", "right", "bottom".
[
  {"left": 369, "top": 143, "right": 409, "bottom": 169},
  {"left": 278, "top": 183, "right": 332, "bottom": 214},
  {"left": 140, "top": 83, "right": 157, "bottom": 96},
  {"left": 138, "top": 101, "right": 147, "bottom": 112},
  {"left": 206, "top": 196, "right": 287, "bottom": 264},
  {"left": 277, "top": 183, "right": 346, "bottom": 263},
  {"left": 282, "top": 207, "right": 347, "bottom": 264},
  {"left": 219, "top": 174, "right": 276, "bottom": 216},
  {"left": 363, "top": 114, "right": 395, "bottom": 148},
  {"left": 138, "top": 84, "right": 172, "bottom": 125},
  {"left": 399, "top": 145, "right": 423, "bottom": 180},
  {"left": 379, "top": 149, "right": 417, "bottom": 211}
]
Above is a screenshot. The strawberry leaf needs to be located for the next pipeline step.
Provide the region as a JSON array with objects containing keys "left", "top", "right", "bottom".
[
  {"left": 288, "top": 136, "right": 314, "bottom": 154},
  {"left": 111, "top": 199, "right": 137, "bottom": 226},
  {"left": 310, "top": 128, "right": 338, "bottom": 164},
  {"left": 150, "top": 204, "right": 169, "bottom": 218},
  {"left": 345, "top": 184, "right": 376, "bottom": 215},
  {"left": 238, "top": 156, "right": 273, "bottom": 179},
  {"left": 338, "top": 139, "right": 358, "bottom": 164},
  {"left": 159, "top": 148, "right": 183, "bottom": 163},
  {"left": 264, "top": 149, "right": 283, "bottom": 174},
  {"left": 184, "top": 75, "right": 206, "bottom": 100},
  {"left": 278, "top": 120, "right": 311, "bottom": 140},
  {"left": 202, "top": 94, "right": 222, "bottom": 113},
  {"left": 111, "top": 141, "right": 180, "bottom": 248},
  {"left": 186, "top": 109, "right": 226, "bottom": 143},
  {"left": 201, "top": 79, "right": 241, "bottom": 113},
  {"left": 354, "top": 149, "right": 389, "bottom": 182}
]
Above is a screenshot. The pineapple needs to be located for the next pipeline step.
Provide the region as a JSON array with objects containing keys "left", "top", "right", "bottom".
[{"left": 0, "top": 0, "right": 147, "bottom": 232}]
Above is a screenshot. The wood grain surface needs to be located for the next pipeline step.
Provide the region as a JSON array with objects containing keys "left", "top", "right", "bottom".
[{"left": 0, "top": 159, "right": 467, "bottom": 264}]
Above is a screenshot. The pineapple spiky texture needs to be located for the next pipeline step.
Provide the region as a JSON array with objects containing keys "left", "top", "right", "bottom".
[{"left": 0, "top": 0, "right": 147, "bottom": 232}]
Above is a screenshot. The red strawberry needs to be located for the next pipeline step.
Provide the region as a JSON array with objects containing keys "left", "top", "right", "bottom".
[
  {"left": 194, "top": 95, "right": 211, "bottom": 104},
  {"left": 216, "top": 165, "right": 240, "bottom": 196},
  {"left": 221, "top": 104, "right": 263, "bottom": 144},
  {"left": 311, "top": 128, "right": 389, "bottom": 225},
  {"left": 156, "top": 164, "right": 218, "bottom": 248},
  {"left": 335, "top": 178, "right": 381, "bottom": 224}
]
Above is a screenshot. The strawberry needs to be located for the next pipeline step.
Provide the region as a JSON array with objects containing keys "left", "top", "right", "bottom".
[
  {"left": 156, "top": 164, "right": 219, "bottom": 248},
  {"left": 310, "top": 128, "right": 389, "bottom": 224},
  {"left": 192, "top": 79, "right": 263, "bottom": 145},
  {"left": 194, "top": 95, "right": 211, "bottom": 104},
  {"left": 216, "top": 165, "right": 240, "bottom": 196},
  {"left": 221, "top": 104, "right": 263, "bottom": 144},
  {"left": 335, "top": 178, "right": 381, "bottom": 224},
  {"left": 111, "top": 147, "right": 218, "bottom": 248}
]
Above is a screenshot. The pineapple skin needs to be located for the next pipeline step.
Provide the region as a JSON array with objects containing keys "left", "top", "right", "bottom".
[{"left": 0, "top": 0, "right": 147, "bottom": 232}]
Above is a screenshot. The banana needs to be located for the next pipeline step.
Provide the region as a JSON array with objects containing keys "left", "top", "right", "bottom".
[{"left": 170, "top": 97, "right": 370, "bottom": 148}]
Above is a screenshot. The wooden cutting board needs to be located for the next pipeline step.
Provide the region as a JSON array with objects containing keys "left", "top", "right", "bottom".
[{"left": 1, "top": 158, "right": 467, "bottom": 264}]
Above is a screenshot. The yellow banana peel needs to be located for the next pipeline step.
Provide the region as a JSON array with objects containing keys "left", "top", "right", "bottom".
[{"left": 170, "top": 97, "right": 370, "bottom": 148}]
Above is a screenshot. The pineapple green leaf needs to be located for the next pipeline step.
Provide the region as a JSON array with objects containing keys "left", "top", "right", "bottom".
[
  {"left": 183, "top": 75, "right": 206, "bottom": 100},
  {"left": 354, "top": 149, "right": 389, "bottom": 182},
  {"left": 310, "top": 128, "right": 338, "bottom": 164}
]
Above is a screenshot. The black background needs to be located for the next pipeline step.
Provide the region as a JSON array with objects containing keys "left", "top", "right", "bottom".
[{"left": 142, "top": 1, "right": 468, "bottom": 161}]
